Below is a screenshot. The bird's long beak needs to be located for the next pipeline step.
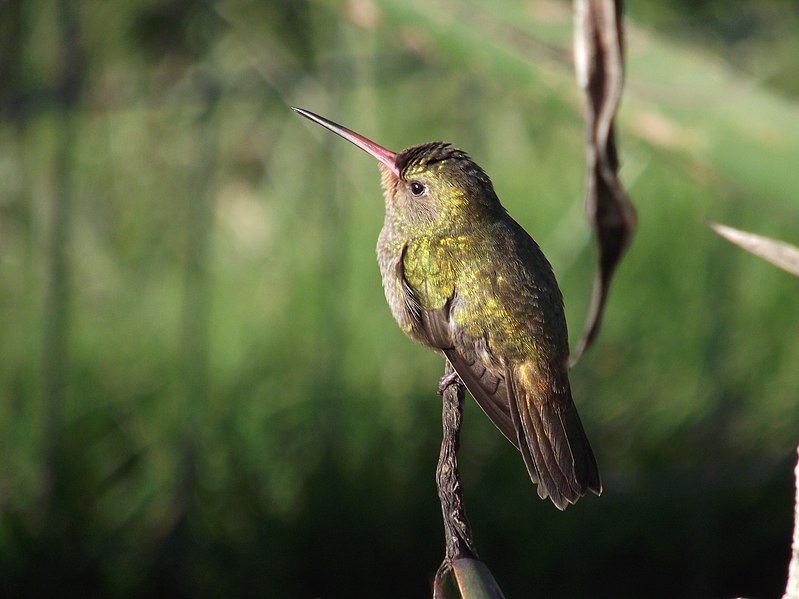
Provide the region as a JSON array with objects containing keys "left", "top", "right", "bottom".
[{"left": 292, "top": 107, "right": 400, "bottom": 177}]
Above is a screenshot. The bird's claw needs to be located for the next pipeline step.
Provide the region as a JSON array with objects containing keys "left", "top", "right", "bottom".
[{"left": 438, "top": 371, "right": 462, "bottom": 395}]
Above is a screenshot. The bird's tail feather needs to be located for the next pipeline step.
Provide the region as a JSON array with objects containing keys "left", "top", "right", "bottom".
[{"left": 507, "top": 364, "right": 601, "bottom": 510}]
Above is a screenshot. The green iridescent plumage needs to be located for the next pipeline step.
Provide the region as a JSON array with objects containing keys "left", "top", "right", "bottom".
[{"left": 294, "top": 108, "right": 601, "bottom": 509}]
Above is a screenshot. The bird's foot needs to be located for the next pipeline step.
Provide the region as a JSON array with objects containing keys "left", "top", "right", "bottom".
[{"left": 438, "top": 371, "right": 463, "bottom": 395}]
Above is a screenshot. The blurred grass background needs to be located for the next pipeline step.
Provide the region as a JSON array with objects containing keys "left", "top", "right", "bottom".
[{"left": 1, "top": 0, "right": 799, "bottom": 597}]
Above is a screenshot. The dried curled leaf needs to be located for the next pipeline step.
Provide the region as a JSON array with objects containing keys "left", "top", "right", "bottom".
[{"left": 571, "top": 0, "right": 636, "bottom": 366}]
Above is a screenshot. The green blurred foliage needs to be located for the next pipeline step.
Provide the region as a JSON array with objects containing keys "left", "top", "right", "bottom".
[{"left": 0, "top": 0, "right": 798, "bottom": 597}]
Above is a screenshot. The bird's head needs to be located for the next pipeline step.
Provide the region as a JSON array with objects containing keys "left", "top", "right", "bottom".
[{"left": 293, "top": 107, "right": 503, "bottom": 233}]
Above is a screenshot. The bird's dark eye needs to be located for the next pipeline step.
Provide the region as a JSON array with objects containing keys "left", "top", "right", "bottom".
[{"left": 409, "top": 181, "right": 426, "bottom": 197}]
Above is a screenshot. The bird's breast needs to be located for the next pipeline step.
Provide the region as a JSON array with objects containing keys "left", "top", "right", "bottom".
[
  {"left": 376, "top": 228, "right": 424, "bottom": 341},
  {"left": 377, "top": 228, "right": 469, "bottom": 346},
  {"left": 401, "top": 235, "right": 465, "bottom": 309}
]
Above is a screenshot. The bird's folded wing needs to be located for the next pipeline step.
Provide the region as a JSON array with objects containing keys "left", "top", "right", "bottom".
[
  {"left": 420, "top": 305, "right": 600, "bottom": 510},
  {"left": 419, "top": 305, "right": 518, "bottom": 449},
  {"left": 442, "top": 348, "right": 519, "bottom": 450}
]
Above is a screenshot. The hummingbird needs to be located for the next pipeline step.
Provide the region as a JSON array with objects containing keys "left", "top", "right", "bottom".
[{"left": 293, "top": 107, "right": 601, "bottom": 509}]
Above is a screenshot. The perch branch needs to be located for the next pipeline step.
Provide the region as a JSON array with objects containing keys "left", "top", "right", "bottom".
[
  {"left": 432, "top": 363, "right": 506, "bottom": 598},
  {"left": 436, "top": 362, "right": 477, "bottom": 561},
  {"left": 433, "top": 361, "right": 477, "bottom": 597}
]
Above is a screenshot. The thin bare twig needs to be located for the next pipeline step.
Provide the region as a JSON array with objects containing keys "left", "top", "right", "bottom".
[{"left": 783, "top": 448, "right": 799, "bottom": 599}]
